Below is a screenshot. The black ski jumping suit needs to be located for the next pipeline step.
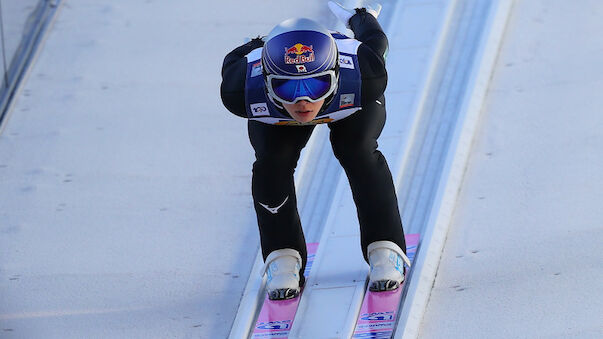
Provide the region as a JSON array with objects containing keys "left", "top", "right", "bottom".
[{"left": 220, "top": 10, "right": 406, "bottom": 280}]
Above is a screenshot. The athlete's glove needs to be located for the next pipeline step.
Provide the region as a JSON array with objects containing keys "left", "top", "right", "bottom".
[
  {"left": 328, "top": 1, "right": 382, "bottom": 28},
  {"left": 243, "top": 36, "right": 266, "bottom": 44}
]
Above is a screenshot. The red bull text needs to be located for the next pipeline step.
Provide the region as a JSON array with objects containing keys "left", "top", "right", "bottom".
[{"left": 284, "top": 43, "right": 315, "bottom": 64}]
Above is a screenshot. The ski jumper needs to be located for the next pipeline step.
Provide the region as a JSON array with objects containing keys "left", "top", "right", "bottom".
[{"left": 220, "top": 11, "right": 406, "bottom": 278}]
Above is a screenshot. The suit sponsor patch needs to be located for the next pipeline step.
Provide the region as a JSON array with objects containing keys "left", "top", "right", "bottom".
[
  {"left": 250, "top": 61, "right": 262, "bottom": 77},
  {"left": 340, "top": 93, "right": 355, "bottom": 108},
  {"left": 339, "top": 55, "right": 354, "bottom": 69},
  {"left": 250, "top": 103, "right": 269, "bottom": 116}
]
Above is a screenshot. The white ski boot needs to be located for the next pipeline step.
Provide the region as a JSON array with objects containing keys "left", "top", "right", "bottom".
[
  {"left": 367, "top": 241, "right": 411, "bottom": 292},
  {"left": 262, "top": 248, "right": 302, "bottom": 300}
]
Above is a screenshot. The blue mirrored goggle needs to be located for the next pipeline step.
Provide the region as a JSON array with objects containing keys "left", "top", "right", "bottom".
[{"left": 266, "top": 71, "right": 337, "bottom": 104}]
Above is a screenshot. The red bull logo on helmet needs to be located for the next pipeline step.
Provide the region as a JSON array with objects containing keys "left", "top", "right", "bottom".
[{"left": 284, "top": 43, "right": 315, "bottom": 64}]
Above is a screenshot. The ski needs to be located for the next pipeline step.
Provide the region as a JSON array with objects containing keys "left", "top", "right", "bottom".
[
  {"left": 352, "top": 234, "right": 420, "bottom": 338},
  {"left": 251, "top": 242, "right": 319, "bottom": 339}
]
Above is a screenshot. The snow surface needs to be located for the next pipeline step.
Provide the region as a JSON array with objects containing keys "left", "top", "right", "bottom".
[
  {"left": 418, "top": 0, "right": 603, "bottom": 338},
  {"left": 1, "top": 0, "right": 602, "bottom": 338},
  {"left": 0, "top": 1, "right": 327, "bottom": 338},
  {"left": 0, "top": 0, "right": 41, "bottom": 65}
]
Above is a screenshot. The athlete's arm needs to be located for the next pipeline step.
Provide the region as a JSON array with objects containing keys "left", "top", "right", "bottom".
[
  {"left": 349, "top": 10, "right": 388, "bottom": 104},
  {"left": 220, "top": 38, "right": 265, "bottom": 117}
]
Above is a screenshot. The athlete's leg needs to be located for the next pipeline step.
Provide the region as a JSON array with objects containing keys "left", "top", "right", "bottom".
[
  {"left": 328, "top": 97, "right": 406, "bottom": 262},
  {"left": 248, "top": 120, "right": 315, "bottom": 281}
]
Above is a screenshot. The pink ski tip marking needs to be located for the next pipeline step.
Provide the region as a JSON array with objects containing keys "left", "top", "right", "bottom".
[
  {"left": 353, "top": 234, "right": 420, "bottom": 337},
  {"left": 251, "top": 243, "right": 319, "bottom": 339}
]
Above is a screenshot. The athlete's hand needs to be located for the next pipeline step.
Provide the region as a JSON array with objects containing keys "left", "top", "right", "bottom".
[
  {"left": 243, "top": 36, "right": 266, "bottom": 44},
  {"left": 328, "top": 1, "right": 382, "bottom": 28}
]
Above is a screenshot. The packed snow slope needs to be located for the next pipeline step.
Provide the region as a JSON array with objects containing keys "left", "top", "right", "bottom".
[
  {"left": 418, "top": 0, "right": 603, "bottom": 338},
  {"left": 0, "top": 1, "right": 329, "bottom": 338},
  {"left": 2, "top": 0, "right": 601, "bottom": 338}
]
